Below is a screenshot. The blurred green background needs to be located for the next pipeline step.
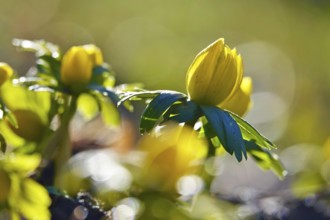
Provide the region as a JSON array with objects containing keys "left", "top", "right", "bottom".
[{"left": 1, "top": 0, "right": 330, "bottom": 195}]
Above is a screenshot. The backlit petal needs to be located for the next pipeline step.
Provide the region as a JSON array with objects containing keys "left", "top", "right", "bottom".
[{"left": 219, "top": 76, "right": 253, "bottom": 116}]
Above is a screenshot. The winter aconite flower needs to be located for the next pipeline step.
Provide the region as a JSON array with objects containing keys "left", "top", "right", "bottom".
[
  {"left": 83, "top": 44, "right": 104, "bottom": 66},
  {"left": 138, "top": 123, "right": 207, "bottom": 192},
  {"left": 186, "top": 39, "right": 251, "bottom": 115},
  {"left": 0, "top": 62, "right": 13, "bottom": 87},
  {"left": 60, "top": 45, "right": 103, "bottom": 92},
  {"left": 0, "top": 154, "right": 51, "bottom": 219}
]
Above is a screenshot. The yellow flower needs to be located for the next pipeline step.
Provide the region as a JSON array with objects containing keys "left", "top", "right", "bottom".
[
  {"left": 138, "top": 123, "right": 207, "bottom": 192},
  {"left": 7, "top": 109, "right": 45, "bottom": 142},
  {"left": 186, "top": 39, "right": 251, "bottom": 116},
  {"left": 219, "top": 77, "right": 253, "bottom": 117},
  {"left": 83, "top": 44, "right": 104, "bottom": 66},
  {"left": 60, "top": 45, "right": 103, "bottom": 91},
  {"left": 0, "top": 62, "right": 14, "bottom": 87}
]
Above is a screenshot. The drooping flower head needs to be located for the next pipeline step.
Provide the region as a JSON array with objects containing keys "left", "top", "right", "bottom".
[{"left": 186, "top": 39, "right": 252, "bottom": 116}]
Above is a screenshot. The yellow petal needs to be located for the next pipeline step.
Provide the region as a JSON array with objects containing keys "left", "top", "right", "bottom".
[
  {"left": 0, "top": 62, "right": 14, "bottom": 86},
  {"left": 138, "top": 123, "right": 207, "bottom": 191},
  {"left": 220, "top": 52, "right": 244, "bottom": 104},
  {"left": 186, "top": 39, "right": 244, "bottom": 106},
  {"left": 205, "top": 46, "right": 242, "bottom": 105},
  {"left": 83, "top": 44, "right": 104, "bottom": 66},
  {"left": 60, "top": 46, "right": 93, "bottom": 89},
  {"left": 219, "top": 76, "right": 253, "bottom": 117},
  {"left": 186, "top": 39, "right": 224, "bottom": 104}
]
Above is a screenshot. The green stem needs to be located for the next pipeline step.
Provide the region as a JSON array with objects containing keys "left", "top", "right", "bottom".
[
  {"left": 40, "top": 95, "right": 78, "bottom": 162},
  {"left": 206, "top": 138, "right": 216, "bottom": 158},
  {"left": 0, "top": 133, "right": 6, "bottom": 153}
]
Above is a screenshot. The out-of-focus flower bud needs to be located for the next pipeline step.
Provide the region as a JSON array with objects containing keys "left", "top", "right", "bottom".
[
  {"left": 60, "top": 46, "right": 94, "bottom": 91},
  {"left": 186, "top": 38, "right": 243, "bottom": 106},
  {"left": 8, "top": 109, "right": 45, "bottom": 142},
  {"left": 138, "top": 123, "right": 207, "bottom": 192},
  {"left": 83, "top": 44, "right": 104, "bottom": 66},
  {"left": 0, "top": 62, "right": 13, "bottom": 87},
  {"left": 219, "top": 76, "right": 253, "bottom": 117}
]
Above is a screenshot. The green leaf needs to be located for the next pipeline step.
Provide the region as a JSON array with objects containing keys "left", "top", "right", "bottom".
[
  {"left": 27, "top": 85, "right": 56, "bottom": 93},
  {"left": 13, "top": 76, "right": 55, "bottom": 88},
  {"left": 37, "top": 55, "right": 61, "bottom": 81},
  {"left": 201, "top": 106, "right": 246, "bottom": 162},
  {"left": 115, "top": 83, "right": 144, "bottom": 92},
  {"left": 88, "top": 85, "right": 120, "bottom": 104},
  {"left": 91, "top": 64, "right": 116, "bottom": 87},
  {"left": 9, "top": 176, "right": 51, "bottom": 220},
  {"left": 0, "top": 133, "right": 6, "bottom": 153},
  {"left": 117, "top": 90, "right": 182, "bottom": 106},
  {"left": 86, "top": 87, "right": 121, "bottom": 126},
  {"left": 4, "top": 154, "right": 41, "bottom": 175},
  {"left": 230, "top": 113, "right": 275, "bottom": 150},
  {"left": 12, "top": 38, "right": 60, "bottom": 58},
  {"left": 140, "top": 92, "right": 187, "bottom": 133},
  {"left": 3, "top": 108, "right": 18, "bottom": 128},
  {"left": 245, "top": 140, "right": 287, "bottom": 179},
  {"left": 0, "top": 82, "right": 51, "bottom": 125},
  {"left": 100, "top": 97, "right": 120, "bottom": 127},
  {"left": 163, "top": 100, "right": 201, "bottom": 123},
  {"left": 201, "top": 121, "right": 221, "bottom": 148},
  {"left": 77, "top": 94, "right": 100, "bottom": 120}
]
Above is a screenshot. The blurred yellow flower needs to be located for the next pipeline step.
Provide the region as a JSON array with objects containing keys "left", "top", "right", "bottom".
[
  {"left": 60, "top": 45, "right": 103, "bottom": 91},
  {"left": 138, "top": 123, "right": 207, "bottom": 192},
  {"left": 0, "top": 82, "right": 51, "bottom": 146},
  {"left": 186, "top": 38, "right": 252, "bottom": 115},
  {"left": 83, "top": 44, "right": 104, "bottom": 66},
  {"left": 0, "top": 62, "right": 13, "bottom": 87},
  {"left": 0, "top": 154, "right": 51, "bottom": 219},
  {"left": 8, "top": 109, "right": 45, "bottom": 142}
]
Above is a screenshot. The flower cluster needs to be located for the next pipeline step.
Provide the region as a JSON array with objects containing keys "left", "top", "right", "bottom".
[{"left": 0, "top": 38, "right": 285, "bottom": 219}]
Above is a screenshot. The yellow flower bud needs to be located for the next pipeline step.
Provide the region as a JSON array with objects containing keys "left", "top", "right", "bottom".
[
  {"left": 138, "top": 124, "right": 207, "bottom": 192},
  {"left": 186, "top": 38, "right": 243, "bottom": 106},
  {"left": 60, "top": 46, "right": 93, "bottom": 90},
  {"left": 219, "top": 77, "right": 253, "bottom": 117},
  {"left": 83, "top": 44, "right": 104, "bottom": 66},
  {"left": 0, "top": 62, "right": 14, "bottom": 87}
]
